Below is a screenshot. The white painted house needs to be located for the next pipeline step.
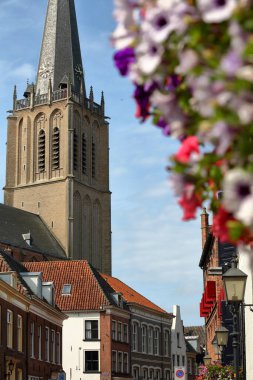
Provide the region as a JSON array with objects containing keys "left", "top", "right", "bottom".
[
  {"left": 238, "top": 247, "right": 253, "bottom": 379},
  {"left": 171, "top": 305, "right": 187, "bottom": 380}
]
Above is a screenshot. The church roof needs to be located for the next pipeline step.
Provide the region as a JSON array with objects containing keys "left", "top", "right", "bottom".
[
  {"left": 0, "top": 204, "right": 66, "bottom": 259},
  {"left": 101, "top": 273, "right": 172, "bottom": 316},
  {"left": 23, "top": 260, "right": 119, "bottom": 311},
  {"left": 36, "top": 0, "right": 85, "bottom": 95}
]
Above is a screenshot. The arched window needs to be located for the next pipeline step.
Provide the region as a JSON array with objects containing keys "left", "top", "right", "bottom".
[
  {"left": 82, "top": 133, "right": 87, "bottom": 175},
  {"left": 38, "top": 130, "right": 45, "bottom": 172},
  {"left": 92, "top": 137, "right": 96, "bottom": 178},
  {"left": 52, "top": 127, "right": 60, "bottom": 170},
  {"left": 73, "top": 129, "right": 78, "bottom": 171}
]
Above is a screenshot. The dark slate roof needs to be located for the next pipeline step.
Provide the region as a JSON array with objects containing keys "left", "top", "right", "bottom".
[
  {"left": 185, "top": 339, "right": 197, "bottom": 353},
  {"left": 199, "top": 232, "right": 215, "bottom": 268},
  {"left": 0, "top": 204, "right": 66, "bottom": 259},
  {"left": 184, "top": 325, "right": 206, "bottom": 348},
  {"left": 0, "top": 249, "right": 32, "bottom": 296},
  {"left": 37, "top": 0, "right": 85, "bottom": 95}
]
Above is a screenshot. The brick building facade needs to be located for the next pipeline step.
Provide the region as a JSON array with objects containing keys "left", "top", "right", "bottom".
[
  {"left": 0, "top": 249, "right": 66, "bottom": 380},
  {"left": 199, "top": 209, "right": 235, "bottom": 364}
]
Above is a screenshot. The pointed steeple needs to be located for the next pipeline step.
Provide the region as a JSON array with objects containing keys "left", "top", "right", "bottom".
[{"left": 36, "top": 0, "right": 85, "bottom": 96}]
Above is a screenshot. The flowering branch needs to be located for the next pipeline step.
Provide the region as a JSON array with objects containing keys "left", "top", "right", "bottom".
[{"left": 112, "top": 0, "right": 253, "bottom": 246}]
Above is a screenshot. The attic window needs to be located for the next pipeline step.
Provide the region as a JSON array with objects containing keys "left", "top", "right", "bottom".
[{"left": 62, "top": 284, "right": 72, "bottom": 295}]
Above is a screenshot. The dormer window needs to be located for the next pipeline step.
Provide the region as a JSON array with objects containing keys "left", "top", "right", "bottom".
[{"left": 62, "top": 284, "right": 72, "bottom": 295}]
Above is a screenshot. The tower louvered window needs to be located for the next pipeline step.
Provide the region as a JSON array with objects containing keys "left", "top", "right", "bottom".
[
  {"left": 52, "top": 127, "right": 60, "bottom": 170},
  {"left": 82, "top": 134, "right": 87, "bottom": 175},
  {"left": 92, "top": 138, "right": 96, "bottom": 178},
  {"left": 73, "top": 130, "right": 78, "bottom": 171},
  {"left": 38, "top": 130, "right": 45, "bottom": 172}
]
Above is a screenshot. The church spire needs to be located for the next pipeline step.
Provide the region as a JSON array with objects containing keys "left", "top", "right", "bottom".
[{"left": 36, "top": 0, "right": 85, "bottom": 96}]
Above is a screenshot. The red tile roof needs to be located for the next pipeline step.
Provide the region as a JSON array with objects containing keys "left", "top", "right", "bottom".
[
  {"left": 101, "top": 273, "right": 169, "bottom": 315},
  {"left": 24, "top": 261, "right": 111, "bottom": 311}
]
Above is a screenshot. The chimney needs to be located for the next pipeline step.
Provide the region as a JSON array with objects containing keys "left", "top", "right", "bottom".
[{"left": 201, "top": 208, "right": 209, "bottom": 249}]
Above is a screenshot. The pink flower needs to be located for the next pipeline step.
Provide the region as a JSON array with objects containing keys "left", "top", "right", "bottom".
[
  {"left": 178, "top": 184, "right": 202, "bottom": 220},
  {"left": 175, "top": 136, "right": 200, "bottom": 164},
  {"left": 212, "top": 207, "right": 235, "bottom": 242}
]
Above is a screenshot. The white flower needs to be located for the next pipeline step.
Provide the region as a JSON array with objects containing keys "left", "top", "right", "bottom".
[
  {"left": 223, "top": 169, "right": 253, "bottom": 214},
  {"left": 136, "top": 39, "right": 164, "bottom": 75},
  {"left": 176, "top": 49, "right": 199, "bottom": 75},
  {"left": 197, "top": 0, "right": 237, "bottom": 23},
  {"left": 112, "top": 23, "right": 135, "bottom": 50},
  {"left": 236, "top": 197, "right": 253, "bottom": 227}
]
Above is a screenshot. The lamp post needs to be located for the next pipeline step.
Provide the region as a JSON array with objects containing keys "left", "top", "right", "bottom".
[
  {"left": 223, "top": 260, "right": 248, "bottom": 380},
  {"left": 203, "top": 354, "right": 212, "bottom": 366},
  {"left": 5, "top": 360, "right": 14, "bottom": 380},
  {"left": 215, "top": 325, "right": 229, "bottom": 364}
]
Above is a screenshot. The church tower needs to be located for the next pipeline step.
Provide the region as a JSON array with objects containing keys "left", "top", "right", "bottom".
[{"left": 4, "top": 0, "right": 111, "bottom": 275}]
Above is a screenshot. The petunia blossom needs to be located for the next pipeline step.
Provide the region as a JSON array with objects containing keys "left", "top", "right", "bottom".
[
  {"left": 114, "top": 47, "right": 136, "bottom": 76},
  {"left": 197, "top": 0, "right": 237, "bottom": 23},
  {"left": 178, "top": 185, "right": 202, "bottom": 220},
  {"left": 223, "top": 169, "right": 253, "bottom": 214},
  {"left": 175, "top": 136, "right": 200, "bottom": 164}
]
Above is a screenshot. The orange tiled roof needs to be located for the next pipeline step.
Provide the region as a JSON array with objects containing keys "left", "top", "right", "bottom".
[
  {"left": 24, "top": 261, "right": 111, "bottom": 311},
  {"left": 101, "top": 273, "right": 169, "bottom": 315}
]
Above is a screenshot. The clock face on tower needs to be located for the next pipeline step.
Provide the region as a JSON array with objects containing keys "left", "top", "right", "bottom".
[
  {"left": 75, "top": 63, "right": 83, "bottom": 80},
  {"left": 39, "top": 59, "right": 54, "bottom": 79}
]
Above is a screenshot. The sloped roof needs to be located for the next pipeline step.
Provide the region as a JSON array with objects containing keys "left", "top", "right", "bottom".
[
  {"left": 185, "top": 339, "right": 197, "bottom": 354},
  {"left": 184, "top": 325, "right": 206, "bottom": 347},
  {"left": 0, "top": 249, "right": 32, "bottom": 296},
  {"left": 101, "top": 273, "right": 171, "bottom": 315},
  {"left": 24, "top": 260, "right": 117, "bottom": 311},
  {"left": 0, "top": 204, "right": 66, "bottom": 259}
]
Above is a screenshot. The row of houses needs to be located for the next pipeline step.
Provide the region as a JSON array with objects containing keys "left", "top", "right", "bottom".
[
  {"left": 199, "top": 208, "right": 253, "bottom": 378},
  {"left": 0, "top": 247, "right": 204, "bottom": 380}
]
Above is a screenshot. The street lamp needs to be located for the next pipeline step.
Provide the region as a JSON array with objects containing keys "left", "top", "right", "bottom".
[
  {"left": 215, "top": 326, "right": 229, "bottom": 348},
  {"left": 203, "top": 354, "right": 212, "bottom": 366},
  {"left": 223, "top": 261, "right": 248, "bottom": 380},
  {"left": 223, "top": 267, "right": 247, "bottom": 302},
  {"left": 5, "top": 360, "right": 14, "bottom": 379}
]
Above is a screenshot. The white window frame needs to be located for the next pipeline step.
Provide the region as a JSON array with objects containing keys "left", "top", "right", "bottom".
[
  {"left": 51, "top": 330, "right": 55, "bottom": 363},
  {"left": 148, "top": 326, "right": 154, "bottom": 354},
  {"left": 112, "top": 320, "right": 117, "bottom": 341},
  {"left": 123, "top": 352, "right": 128, "bottom": 374},
  {"left": 118, "top": 351, "right": 123, "bottom": 373},
  {"left": 133, "top": 366, "right": 140, "bottom": 380},
  {"left": 30, "top": 322, "right": 35, "bottom": 358},
  {"left": 17, "top": 315, "right": 23, "bottom": 352},
  {"left": 112, "top": 350, "right": 117, "bottom": 373},
  {"left": 132, "top": 322, "right": 138, "bottom": 352},
  {"left": 143, "top": 367, "right": 148, "bottom": 380},
  {"left": 45, "top": 327, "right": 50, "bottom": 362},
  {"left": 123, "top": 323, "right": 128, "bottom": 343},
  {"left": 142, "top": 324, "right": 147, "bottom": 353},
  {"left": 84, "top": 319, "right": 99, "bottom": 340},
  {"left": 149, "top": 368, "right": 154, "bottom": 380},
  {"left": 164, "top": 329, "right": 169, "bottom": 357},
  {"left": 7, "top": 309, "right": 13, "bottom": 348},
  {"left": 154, "top": 328, "right": 159, "bottom": 355},
  {"left": 57, "top": 332, "right": 61, "bottom": 364},
  {"left": 118, "top": 322, "right": 122, "bottom": 342},
  {"left": 38, "top": 326, "right": 42, "bottom": 360}
]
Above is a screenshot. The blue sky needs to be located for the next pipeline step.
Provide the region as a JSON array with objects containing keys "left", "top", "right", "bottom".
[{"left": 0, "top": 0, "right": 203, "bottom": 325}]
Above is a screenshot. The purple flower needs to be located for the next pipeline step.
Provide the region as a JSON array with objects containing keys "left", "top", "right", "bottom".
[
  {"left": 157, "top": 117, "right": 171, "bottom": 136},
  {"left": 114, "top": 47, "right": 136, "bottom": 76},
  {"left": 221, "top": 50, "right": 243, "bottom": 76},
  {"left": 134, "top": 82, "right": 157, "bottom": 121}
]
